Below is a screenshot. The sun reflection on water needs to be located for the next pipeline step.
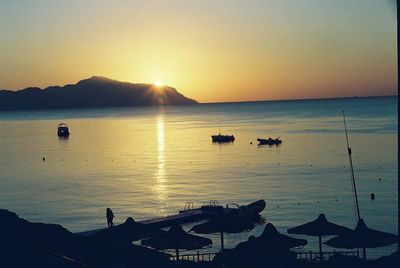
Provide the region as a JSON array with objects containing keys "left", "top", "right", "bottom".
[{"left": 154, "top": 114, "right": 168, "bottom": 214}]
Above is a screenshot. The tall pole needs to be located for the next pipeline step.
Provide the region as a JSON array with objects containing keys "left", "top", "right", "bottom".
[
  {"left": 220, "top": 231, "right": 224, "bottom": 251},
  {"left": 397, "top": 0, "right": 399, "bottom": 252},
  {"left": 318, "top": 235, "right": 322, "bottom": 260},
  {"left": 343, "top": 111, "right": 361, "bottom": 221},
  {"left": 343, "top": 111, "right": 366, "bottom": 262}
]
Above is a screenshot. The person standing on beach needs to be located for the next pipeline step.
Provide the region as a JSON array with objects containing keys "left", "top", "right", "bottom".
[{"left": 106, "top": 208, "right": 114, "bottom": 227}]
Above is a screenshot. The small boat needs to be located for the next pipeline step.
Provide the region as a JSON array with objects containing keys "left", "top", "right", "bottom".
[
  {"left": 226, "top": 199, "right": 266, "bottom": 218},
  {"left": 257, "top": 137, "right": 281, "bottom": 145},
  {"left": 57, "top": 123, "right": 70, "bottom": 138},
  {"left": 180, "top": 199, "right": 266, "bottom": 219},
  {"left": 211, "top": 134, "right": 235, "bottom": 143}
]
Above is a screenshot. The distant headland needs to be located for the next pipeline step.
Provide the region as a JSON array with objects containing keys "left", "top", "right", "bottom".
[{"left": 0, "top": 76, "right": 198, "bottom": 111}]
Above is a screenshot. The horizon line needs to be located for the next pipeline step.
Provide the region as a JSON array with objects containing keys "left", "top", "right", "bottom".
[{"left": 200, "top": 94, "right": 397, "bottom": 105}]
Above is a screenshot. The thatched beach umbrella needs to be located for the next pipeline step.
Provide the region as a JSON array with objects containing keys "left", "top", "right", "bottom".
[
  {"left": 141, "top": 224, "right": 212, "bottom": 260},
  {"left": 226, "top": 222, "right": 307, "bottom": 254},
  {"left": 259, "top": 223, "right": 308, "bottom": 250},
  {"left": 213, "top": 223, "right": 307, "bottom": 267},
  {"left": 288, "top": 213, "right": 351, "bottom": 259},
  {"left": 190, "top": 214, "right": 258, "bottom": 251},
  {"left": 325, "top": 219, "right": 398, "bottom": 260},
  {"left": 88, "top": 217, "right": 159, "bottom": 243}
]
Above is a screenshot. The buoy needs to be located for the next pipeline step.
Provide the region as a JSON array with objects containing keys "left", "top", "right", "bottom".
[
  {"left": 378, "top": 178, "right": 381, "bottom": 181},
  {"left": 370, "top": 193, "right": 375, "bottom": 200}
]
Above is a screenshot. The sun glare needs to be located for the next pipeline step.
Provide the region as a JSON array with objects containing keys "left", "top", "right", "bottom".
[{"left": 154, "top": 80, "right": 163, "bottom": 87}]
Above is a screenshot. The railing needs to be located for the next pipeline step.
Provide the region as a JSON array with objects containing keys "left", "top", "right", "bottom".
[
  {"left": 296, "top": 249, "right": 360, "bottom": 262},
  {"left": 170, "top": 252, "right": 217, "bottom": 262},
  {"left": 169, "top": 250, "right": 360, "bottom": 263}
]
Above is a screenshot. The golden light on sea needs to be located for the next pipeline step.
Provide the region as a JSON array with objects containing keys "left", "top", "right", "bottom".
[{"left": 153, "top": 113, "right": 168, "bottom": 214}]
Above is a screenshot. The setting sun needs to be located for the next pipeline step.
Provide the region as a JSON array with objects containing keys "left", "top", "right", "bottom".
[{"left": 154, "top": 80, "right": 163, "bottom": 87}]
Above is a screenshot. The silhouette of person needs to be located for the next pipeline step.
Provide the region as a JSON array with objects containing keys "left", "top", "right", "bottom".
[{"left": 106, "top": 208, "right": 114, "bottom": 227}]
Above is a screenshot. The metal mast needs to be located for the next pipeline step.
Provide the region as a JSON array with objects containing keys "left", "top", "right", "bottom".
[{"left": 342, "top": 111, "right": 361, "bottom": 221}]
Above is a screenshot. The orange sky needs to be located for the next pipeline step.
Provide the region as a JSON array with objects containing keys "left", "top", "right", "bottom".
[{"left": 0, "top": 0, "right": 397, "bottom": 103}]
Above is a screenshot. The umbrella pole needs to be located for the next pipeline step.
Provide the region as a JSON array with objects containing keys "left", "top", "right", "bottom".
[
  {"left": 318, "top": 235, "right": 322, "bottom": 260},
  {"left": 220, "top": 231, "right": 224, "bottom": 251},
  {"left": 363, "top": 247, "right": 366, "bottom": 261},
  {"left": 176, "top": 248, "right": 179, "bottom": 261}
]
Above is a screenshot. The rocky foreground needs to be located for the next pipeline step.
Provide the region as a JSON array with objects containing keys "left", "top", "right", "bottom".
[{"left": 0, "top": 209, "right": 171, "bottom": 268}]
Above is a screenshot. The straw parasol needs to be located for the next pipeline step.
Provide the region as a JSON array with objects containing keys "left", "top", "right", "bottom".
[
  {"left": 259, "top": 223, "right": 308, "bottom": 250},
  {"left": 214, "top": 223, "right": 307, "bottom": 267},
  {"left": 325, "top": 218, "right": 398, "bottom": 260},
  {"left": 287, "top": 213, "right": 351, "bottom": 259},
  {"left": 88, "top": 217, "right": 158, "bottom": 243},
  {"left": 141, "top": 224, "right": 212, "bottom": 260}
]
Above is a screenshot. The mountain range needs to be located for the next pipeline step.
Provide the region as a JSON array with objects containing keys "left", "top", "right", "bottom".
[{"left": 0, "top": 76, "right": 198, "bottom": 111}]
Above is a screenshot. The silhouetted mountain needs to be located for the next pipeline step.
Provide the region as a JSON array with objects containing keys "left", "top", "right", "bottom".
[{"left": 0, "top": 76, "right": 198, "bottom": 111}]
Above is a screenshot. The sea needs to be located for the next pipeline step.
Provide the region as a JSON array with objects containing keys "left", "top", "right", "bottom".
[{"left": 0, "top": 96, "right": 397, "bottom": 259}]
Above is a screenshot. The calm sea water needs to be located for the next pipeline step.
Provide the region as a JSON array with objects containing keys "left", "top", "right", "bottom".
[{"left": 0, "top": 96, "right": 397, "bottom": 258}]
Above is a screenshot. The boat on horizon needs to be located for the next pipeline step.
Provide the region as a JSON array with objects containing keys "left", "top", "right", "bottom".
[
  {"left": 257, "top": 137, "right": 282, "bottom": 145},
  {"left": 57, "top": 123, "right": 70, "bottom": 138},
  {"left": 211, "top": 134, "right": 235, "bottom": 143}
]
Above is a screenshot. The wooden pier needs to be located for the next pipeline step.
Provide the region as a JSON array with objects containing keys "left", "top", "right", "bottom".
[
  {"left": 77, "top": 206, "right": 222, "bottom": 236},
  {"left": 77, "top": 200, "right": 265, "bottom": 236},
  {"left": 138, "top": 208, "right": 209, "bottom": 228}
]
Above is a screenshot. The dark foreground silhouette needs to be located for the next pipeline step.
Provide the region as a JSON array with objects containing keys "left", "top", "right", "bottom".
[
  {"left": 0, "top": 76, "right": 198, "bottom": 111},
  {"left": 0, "top": 209, "right": 398, "bottom": 268},
  {"left": 0, "top": 209, "right": 170, "bottom": 268}
]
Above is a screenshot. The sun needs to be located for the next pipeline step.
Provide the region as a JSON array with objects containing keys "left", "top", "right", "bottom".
[{"left": 154, "top": 80, "right": 163, "bottom": 87}]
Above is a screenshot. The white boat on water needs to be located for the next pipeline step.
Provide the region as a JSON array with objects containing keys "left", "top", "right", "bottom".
[{"left": 57, "top": 123, "right": 70, "bottom": 138}]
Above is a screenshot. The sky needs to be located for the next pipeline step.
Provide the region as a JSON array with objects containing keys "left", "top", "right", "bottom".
[{"left": 0, "top": 0, "right": 397, "bottom": 103}]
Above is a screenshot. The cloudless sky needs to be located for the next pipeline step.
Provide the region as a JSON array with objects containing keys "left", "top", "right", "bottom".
[{"left": 0, "top": 0, "right": 396, "bottom": 103}]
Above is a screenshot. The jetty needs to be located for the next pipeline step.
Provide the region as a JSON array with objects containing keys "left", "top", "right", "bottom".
[
  {"left": 77, "top": 200, "right": 266, "bottom": 236},
  {"left": 139, "top": 208, "right": 206, "bottom": 228}
]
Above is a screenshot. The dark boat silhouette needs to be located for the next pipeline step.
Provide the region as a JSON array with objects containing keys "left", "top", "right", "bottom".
[
  {"left": 180, "top": 199, "right": 266, "bottom": 218},
  {"left": 257, "top": 137, "right": 281, "bottom": 145},
  {"left": 211, "top": 134, "right": 235, "bottom": 143},
  {"left": 57, "top": 123, "right": 70, "bottom": 138}
]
